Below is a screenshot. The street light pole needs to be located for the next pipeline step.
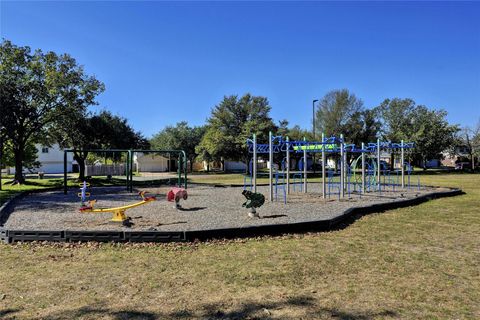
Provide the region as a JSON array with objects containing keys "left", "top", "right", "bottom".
[
  {"left": 312, "top": 99, "right": 318, "bottom": 173},
  {"left": 312, "top": 99, "right": 318, "bottom": 140}
]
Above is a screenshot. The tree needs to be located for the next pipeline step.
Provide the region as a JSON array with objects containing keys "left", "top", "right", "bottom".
[
  {"left": 0, "top": 40, "right": 104, "bottom": 183},
  {"left": 409, "top": 106, "right": 459, "bottom": 169},
  {"left": 196, "top": 94, "right": 276, "bottom": 168},
  {"left": 375, "top": 98, "right": 459, "bottom": 168},
  {"left": 89, "top": 110, "right": 150, "bottom": 151},
  {"left": 342, "top": 109, "right": 380, "bottom": 147},
  {"left": 277, "top": 119, "right": 290, "bottom": 137},
  {"left": 0, "top": 140, "right": 40, "bottom": 172},
  {"left": 314, "top": 89, "right": 380, "bottom": 166},
  {"left": 458, "top": 120, "right": 480, "bottom": 171},
  {"left": 314, "top": 89, "right": 364, "bottom": 137},
  {"left": 150, "top": 122, "right": 206, "bottom": 171},
  {"left": 52, "top": 110, "right": 149, "bottom": 180},
  {"left": 375, "top": 98, "right": 417, "bottom": 142}
]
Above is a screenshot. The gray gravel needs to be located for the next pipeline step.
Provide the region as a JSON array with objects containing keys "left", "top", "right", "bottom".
[{"left": 2, "top": 183, "right": 448, "bottom": 232}]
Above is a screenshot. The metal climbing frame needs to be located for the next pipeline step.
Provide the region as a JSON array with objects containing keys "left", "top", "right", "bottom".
[{"left": 247, "top": 133, "right": 416, "bottom": 202}]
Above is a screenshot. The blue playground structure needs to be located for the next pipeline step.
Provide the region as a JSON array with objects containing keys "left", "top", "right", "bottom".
[{"left": 244, "top": 132, "right": 418, "bottom": 204}]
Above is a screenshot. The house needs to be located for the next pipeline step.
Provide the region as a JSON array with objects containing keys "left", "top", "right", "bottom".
[
  {"left": 199, "top": 160, "right": 250, "bottom": 172},
  {"left": 134, "top": 153, "right": 170, "bottom": 172},
  {"left": 7, "top": 144, "right": 74, "bottom": 174},
  {"left": 441, "top": 146, "right": 477, "bottom": 168}
]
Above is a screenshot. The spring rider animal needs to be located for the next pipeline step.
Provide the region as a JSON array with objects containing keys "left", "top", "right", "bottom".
[
  {"left": 167, "top": 187, "right": 188, "bottom": 209},
  {"left": 242, "top": 190, "right": 265, "bottom": 218}
]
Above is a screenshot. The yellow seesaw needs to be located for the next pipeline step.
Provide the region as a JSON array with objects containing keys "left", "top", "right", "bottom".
[{"left": 79, "top": 191, "right": 156, "bottom": 223}]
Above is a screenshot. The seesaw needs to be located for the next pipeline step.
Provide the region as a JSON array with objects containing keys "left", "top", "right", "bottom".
[{"left": 80, "top": 191, "right": 156, "bottom": 223}]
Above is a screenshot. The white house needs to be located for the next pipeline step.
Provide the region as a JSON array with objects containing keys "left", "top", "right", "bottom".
[{"left": 8, "top": 144, "right": 74, "bottom": 174}]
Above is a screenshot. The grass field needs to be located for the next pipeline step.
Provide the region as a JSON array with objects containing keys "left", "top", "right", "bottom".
[{"left": 0, "top": 173, "right": 479, "bottom": 319}]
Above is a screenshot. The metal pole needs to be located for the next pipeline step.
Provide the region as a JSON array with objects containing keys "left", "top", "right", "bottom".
[
  {"left": 177, "top": 153, "right": 181, "bottom": 187},
  {"left": 126, "top": 150, "right": 130, "bottom": 191},
  {"left": 184, "top": 152, "right": 188, "bottom": 189},
  {"left": 63, "top": 150, "right": 68, "bottom": 195},
  {"left": 312, "top": 99, "right": 318, "bottom": 174},
  {"left": 130, "top": 150, "right": 134, "bottom": 192},
  {"left": 344, "top": 147, "right": 348, "bottom": 195},
  {"left": 322, "top": 133, "right": 326, "bottom": 199},
  {"left": 361, "top": 142, "right": 366, "bottom": 194},
  {"left": 269, "top": 131, "right": 273, "bottom": 202},
  {"left": 377, "top": 138, "right": 381, "bottom": 192},
  {"left": 312, "top": 100, "right": 318, "bottom": 140},
  {"left": 303, "top": 137, "right": 307, "bottom": 193},
  {"left": 286, "top": 136, "right": 290, "bottom": 195},
  {"left": 253, "top": 134, "right": 257, "bottom": 193},
  {"left": 340, "top": 134, "right": 344, "bottom": 199},
  {"left": 401, "top": 140, "right": 405, "bottom": 189}
]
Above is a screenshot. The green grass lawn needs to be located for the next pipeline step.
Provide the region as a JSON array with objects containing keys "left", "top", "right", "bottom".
[
  {"left": 0, "top": 173, "right": 479, "bottom": 319},
  {"left": 0, "top": 178, "right": 64, "bottom": 206}
]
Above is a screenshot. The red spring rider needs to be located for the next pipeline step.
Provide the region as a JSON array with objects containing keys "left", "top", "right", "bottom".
[{"left": 167, "top": 187, "right": 188, "bottom": 209}]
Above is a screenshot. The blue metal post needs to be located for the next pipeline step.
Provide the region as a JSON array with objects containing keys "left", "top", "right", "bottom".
[
  {"left": 269, "top": 131, "right": 273, "bottom": 202},
  {"left": 303, "top": 137, "right": 307, "bottom": 193}
]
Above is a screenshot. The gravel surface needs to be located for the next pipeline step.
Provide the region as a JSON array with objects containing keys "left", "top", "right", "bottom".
[{"left": 2, "top": 183, "right": 449, "bottom": 232}]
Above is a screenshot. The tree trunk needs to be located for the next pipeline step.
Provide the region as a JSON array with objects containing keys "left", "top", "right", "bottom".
[
  {"left": 78, "top": 158, "right": 86, "bottom": 181},
  {"left": 471, "top": 152, "right": 475, "bottom": 172},
  {"left": 190, "top": 157, "right": 194, "bottom": 173},
  {"left": 74, "top": 153, "right": 87, "bottom": 181},
  {"left": 13, "top": 145, "right": 25, "bottom": 184}
]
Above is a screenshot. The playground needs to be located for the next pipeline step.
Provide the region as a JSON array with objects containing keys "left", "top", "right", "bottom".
[
  {"left": 0, "top": 134, "right": 462, "bottom": 242},
  {"left": 2, "top": 184, "right": 453, "bottom": 233}
]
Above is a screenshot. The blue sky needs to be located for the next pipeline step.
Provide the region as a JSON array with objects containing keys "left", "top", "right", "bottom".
[{"left": 1, "top": 1, "right": 479, "bottom": 137}]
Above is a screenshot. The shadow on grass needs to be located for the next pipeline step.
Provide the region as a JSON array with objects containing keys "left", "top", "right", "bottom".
[
  {"left": 0, "top": 309, "right": 21, "bottom": 319},
  {"left": 20, "top": 295, "right": 397, "bottom": 320}
]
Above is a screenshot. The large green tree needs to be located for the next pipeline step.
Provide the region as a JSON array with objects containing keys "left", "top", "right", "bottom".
[
  {"left": 314, "top": 89, "right": 380, "bottom": 148},
  {"left": 314, "top": 89, "right": 364, "bottom": 137},
  {"left": 375, "top": 98, "right": 459, "bottom": 168},
  {"left": 0, "top": 141, "right": 40, "bottom": 171},
  {"left": 196, "top": 94, "right": 276, "bottom": 167},
  {"left": 0, "top": 40, "right": 104, "bottom": 183},
  {"left": 375, "top": 98, "right": 417, "bottom": 142},
  {"left": 150, "top": 121, "right": 206, "bottom": 171},
  {"left": 409, "top": 106, "right": 459, "bottom": 168},
  {"left": 52, "top": 110, "right": 149, "bottom": 180}
]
